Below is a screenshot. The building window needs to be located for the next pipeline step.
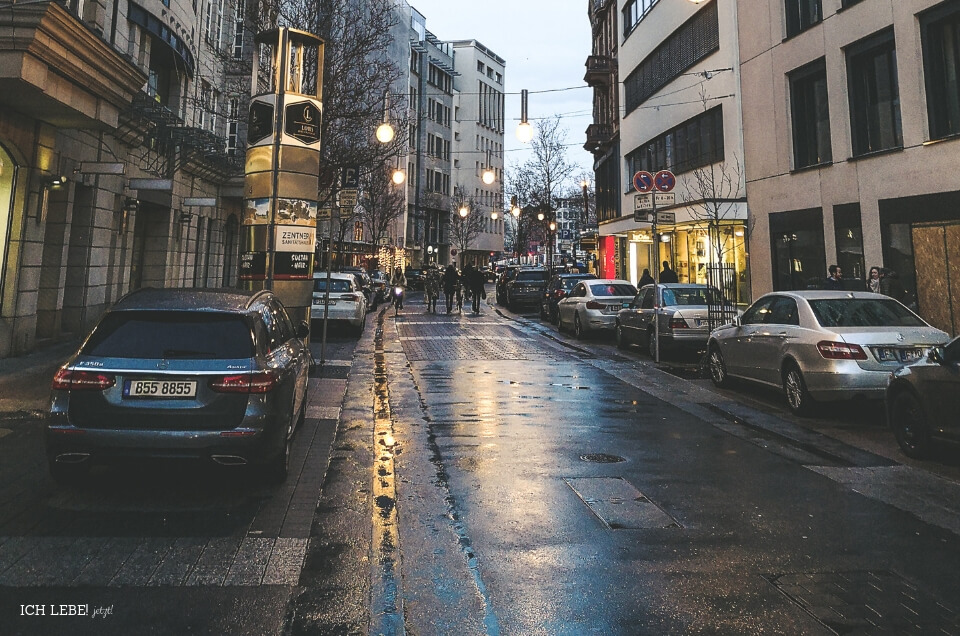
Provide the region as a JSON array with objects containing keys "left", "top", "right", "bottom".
[
  {"left": 227, "top": 97, "right": 239, "bottom": 155},
  {"left": 789, "top": 58, "right": 832, "bottom": 168},
  {"left": 834, "top": 203, "right": 865, "bottom": 283},
  {"left": 626, "top": 106, "right": 724, "bottom": 177},
  {"left": 233, "top": 0, "right": 245, "bottom": 59},
  {"left": 623, "top": 1, "right": 719, "bottom": 114},
  {"left": 622, "top": 0, "right": 660, "bottom": 37},
  {"left": 770, "top": 208, "right": 826, "bottom": 291},
  {"left": 847, "top": 29, "right": 902, "bottom": 156},
  {"left": 198, "top": 80, "right": 211, "bottom": 129},
  {"left": 785, "top": 0, "right": 821, "bottom": 38},
  {"left": 922, "top": 1, "right": 960, "bottom": 140}
]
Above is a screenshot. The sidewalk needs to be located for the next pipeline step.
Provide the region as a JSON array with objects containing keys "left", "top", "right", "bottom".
[{"left": 0, "top": 340, "right": 78, "bottom": 417}]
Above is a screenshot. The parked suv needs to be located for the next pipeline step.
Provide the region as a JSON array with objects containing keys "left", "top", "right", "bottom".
[
  {"left": 45, "top": 288, "right": 311, "bottom": 483},
  {"left": 504, "top": 268, "right": 550, "bottom": 311},
  {"left": 540, "top": 273, "right": 597, "bottom": 323}
]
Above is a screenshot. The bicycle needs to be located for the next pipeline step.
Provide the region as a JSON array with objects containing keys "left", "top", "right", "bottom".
[{"left": 392, "top": 286, "right": 404, "bottom": 316}]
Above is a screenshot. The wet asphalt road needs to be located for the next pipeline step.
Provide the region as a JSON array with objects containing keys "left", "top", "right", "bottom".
[{"left": 3, "top": 294, "right": 960, "bottom": 634}]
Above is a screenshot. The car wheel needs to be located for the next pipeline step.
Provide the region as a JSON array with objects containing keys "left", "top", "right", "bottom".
[
  {"left": 263, "top": 420, "right": 292, "bottom": 484},
  {"left": 890, "top": 391, "right": 932, "bottom": 458},
  {"left": 708, "top": 345, "right": 731, "bottom": 388},
  {"left": 782, "top": 363, "right": 814, "bottom": 416},
  {"left": 616, "top": 323, "right": 628, "bottom": 349},
  {"left": 48, "top": 458, "right": 91, "bottom": 485},
  {"left": 557, "top": 311, "right": 565, "bottom": 333},
  {"left": 574, "top": 313, "right": 585, "bottom": 339}
]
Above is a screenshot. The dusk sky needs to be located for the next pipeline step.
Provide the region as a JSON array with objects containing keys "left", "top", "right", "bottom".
[{"left": 409, "top": 1, "right": 596, "bottom": 181}]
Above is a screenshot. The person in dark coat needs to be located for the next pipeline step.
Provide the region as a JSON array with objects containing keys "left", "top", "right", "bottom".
[
  {"left": 879, "top": 268, "right": 909, "bottom": 305},
  {"left": 464, "top": 265, "right": 486, "bottom": 313},
  {"left": 441, "top": 264, "right": 460, "bottom": 314},
  {"left": 638, "top": 268, "right": 655, "bottom": 288},
  {"left": 825, "top": 264, "right": 842, "bottom": 289},
  {"left": 659, "top": 261, "right": 679, "bottom": 284}
]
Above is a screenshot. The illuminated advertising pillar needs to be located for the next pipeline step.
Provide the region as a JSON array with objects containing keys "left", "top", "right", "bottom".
[{"left": 241, "top": 28, "right": 324, "bottom": 327}]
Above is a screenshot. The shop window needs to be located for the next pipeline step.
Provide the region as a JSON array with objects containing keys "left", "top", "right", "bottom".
[
  {"left": 770, "top": 208, "right": 826, "bottom": 291},
  {"left": 834, "top": 203, "right": 865, "bottom": 286},
  {"left": 847, "top": 29, "right": 902, "bottom": 156},
  {"left": 789, "top": 58, "right": 832, "bottom": 168},
  {"left": 921, "top": 1, "right": 960, "bottom": 140}
]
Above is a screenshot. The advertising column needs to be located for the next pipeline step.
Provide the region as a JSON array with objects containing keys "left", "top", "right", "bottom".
[{"left": 241, "top": 28, "right": 324, "bottom": 328}]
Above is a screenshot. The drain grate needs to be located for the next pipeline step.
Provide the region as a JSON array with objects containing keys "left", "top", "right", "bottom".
[
  {"left": 766, "top": 570, "right": 960, "bottom": 634},
  {"left": 580, "top": 453, "right": 625, "bottom": 463}
]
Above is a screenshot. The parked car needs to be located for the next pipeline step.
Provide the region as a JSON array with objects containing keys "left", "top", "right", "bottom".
[
  {"left": 557, "top": 279, "right": 638, "bottom": 339},
  {"left": 707, "top": 291, "right": 950, "bottom": 416},
  {"left": 341, "top": 267, "right": 376, "bottom": 310},
  {"left": 885, "top": 335, "right": 960, "bottom": 458},
  {"left": 45, "top": 288, "right": 311, "bottom": 483},
  {"left": 496, "top": 266, "right": 523, "bottom": 304},
  {"left": 505, "top": 268, "right": 550, "bottom": 310},
  {"left": 481, "top": 266, "right": 497, "bottom": 282},
  {"left": 404, "top": 267, "right": 425, "bottom": 290},
  {"left": 370, "top": 270, "right": 390, "bottom": 305},
  {"left": 540, "top": 273, "right": 597, "bottom": 323},
  {"left": 616, "top": 284, "right": 738, "bottom": 357},
  {"left": 312, "top": 272, "right": 368, "bottom": 334}
]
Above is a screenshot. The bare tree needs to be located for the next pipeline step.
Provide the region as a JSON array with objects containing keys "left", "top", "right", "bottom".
[
  {"left": 359, "top": 164, "right": 406, "bottom": 254},
  {"left": 449, "top": 187, "right": 486, "bottom": 265}
]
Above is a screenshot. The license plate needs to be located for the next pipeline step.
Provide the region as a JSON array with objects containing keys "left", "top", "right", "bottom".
[
  {"left": 124, "top": 379, "right": 197, "bottom": 398},
  {"left": 313, "top": 299, "right": 336, "bottom": 306},
  {"left": 875, "top": 347, "right": 923, "bottom": 363},
  {"left": 696, "top": 319, "right": 704, "bottom": 327}
]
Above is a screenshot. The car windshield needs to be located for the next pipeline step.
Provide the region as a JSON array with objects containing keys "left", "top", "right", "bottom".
[
  {"left": 82, "top": 311, "right": 254, "bottom": 359},
  {"left": 516, "top": 271, "right": 549, "bottom": 282},
  {"left": 590, "top": 283, "right": 637, "bottom": 297},
  {"left": 661, "top": 287, "right": 723, "bottom": 307},
  {"left": 808, "top": 298, "right": 926, "bottom": 327},
  {"left": 314, "top": 279, "right": 352, "bottom": 293}
]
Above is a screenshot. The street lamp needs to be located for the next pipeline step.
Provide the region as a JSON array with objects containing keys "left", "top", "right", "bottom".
[
  {"left": 459, "top": 205, "right": 469, "bottom": 218},
  {"left": 491, "top": 210, "right": 499, "bottom": 220},
  {"left": 516, "top": 89, "right": 534, "bottom": 143},
  {"left": 481, "top": 149, "right": 496, "bottom": 185},
  {"left": 376, "top": 91, "right": 395, "bottom": 143}
]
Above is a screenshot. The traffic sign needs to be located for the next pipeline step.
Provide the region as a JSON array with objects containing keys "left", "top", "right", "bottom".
[
  {"left": 634, "top": 193, "right": 654, "bottom": 211},
  {"left": 632, "top": 171, "right": 654, "bottom": 193},
  {"left": 338, "top": 189, "right": 358, "bottom": 208},
  {"left": 656, "top": 211, "right": 676, "bottom": 224},
  {"left": 654, "top": 170, "right": 676, "bottom": 192},
  {"left": 654, "top": 192, "right": 675, "bottom": 207}
]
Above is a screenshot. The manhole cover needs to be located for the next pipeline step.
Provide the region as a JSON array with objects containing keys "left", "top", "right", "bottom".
[{"left": 580, "top": 453, "right": 625, "bottom": 463}]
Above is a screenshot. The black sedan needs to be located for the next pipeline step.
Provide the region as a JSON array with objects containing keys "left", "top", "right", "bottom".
[
  {"left": 540, "top": 273, "right": 597, "bottom": 323},
  {"left": 886, "top": 335, "right": 960, "bottom": 458},
  {"left": 45, "top": 288, "right": 311, "bottom": 483}
]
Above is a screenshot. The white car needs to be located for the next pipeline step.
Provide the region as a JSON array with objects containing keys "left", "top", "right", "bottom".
[
  {"left": 557, "top": 279, "right": 637, "bottom": 339},
  {"left": 311, "top": 272, "right": 367, "bottom": 335}
]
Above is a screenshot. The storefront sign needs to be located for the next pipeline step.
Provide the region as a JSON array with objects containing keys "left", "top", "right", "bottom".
[
  {"left": 239, "top": 252, "right": 267, "bottom": 280},
  {"left": 274, "top": 252, "right": 313, "bottom": 280},
  {"left": 275, "top": 225, "right": 316, "bottom": 252}
]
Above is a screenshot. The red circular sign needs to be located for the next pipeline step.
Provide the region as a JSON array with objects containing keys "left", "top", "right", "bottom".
[
  {"left": 654, "top": 170, "right": 676, "bottom": 192},
  {"left": 633, "top": 171, "right": 655, "bottom": 193}
]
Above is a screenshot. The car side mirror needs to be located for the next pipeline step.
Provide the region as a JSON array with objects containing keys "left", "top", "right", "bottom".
[
  {"left": 296, "top": 321, "right": 309, "bottom": 339},
  {"left": 732, "top": 316, "right": 741, "bottom": 327}
]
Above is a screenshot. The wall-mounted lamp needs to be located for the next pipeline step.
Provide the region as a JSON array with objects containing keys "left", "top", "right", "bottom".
[
  {"left": 660, "top": 234, "right": 671, "bottom": 243},
  {"left": 516, "top": 89, "right": 533, "bottom": 143},
  {"left": 46, "top": 175, "right": 68, "bottom": 188}
]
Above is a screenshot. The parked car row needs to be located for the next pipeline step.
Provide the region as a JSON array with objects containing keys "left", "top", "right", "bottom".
[{"left": 499, "top": 275, "right": 958, "bottom": 459}]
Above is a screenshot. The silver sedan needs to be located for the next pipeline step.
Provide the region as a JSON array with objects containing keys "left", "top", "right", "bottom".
[
  {"left": 557, "top": 279, "right": 637, "bottom": 339},
  {"left": 706, "top": 291, "right": 949, "bottom": 415}
]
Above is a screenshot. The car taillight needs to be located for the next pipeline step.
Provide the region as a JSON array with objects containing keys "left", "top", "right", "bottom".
[
  {"left": 209, "top": 371, "right": 279, "bottom": 394},
  {"left": 817, "top": 341, "right": 867, "bottom": 360},
  {"left": 669, "top": 318, "right": 689, "bottom": 329},
  {"left": 585, "top": 301, "right": 605, "bottom": 309},
  {"left": 51, "top": 368, "right": 116, "bottom": 391},
  {"left": 554, "top": 290, "right": 566, "bottom": 298}
]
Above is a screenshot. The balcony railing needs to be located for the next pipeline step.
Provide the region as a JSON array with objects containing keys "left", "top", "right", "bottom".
[
  {"left": 584, "top": 55, "right": 613, "bottom": 87},
  {"left": 584, "top": 123, "right": 613, "bottom": 152}
]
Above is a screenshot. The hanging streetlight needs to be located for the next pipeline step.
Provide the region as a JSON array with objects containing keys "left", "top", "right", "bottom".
[
  {"left": 481, "top": 149, "right": 495, "bottom": 184},
  {"left": 491, "top": 210, "right": 499, "bottom": 220},
  {"left": 516, "top": 89, "right": 533, "bottom": 143},
  {"left": 459, "top": 205, "right": 469, "bottom": 218},
  {"left": 391, "top": 156, "right": 405, "bottom": 184},
  {"left": 376, "top": 91, "right": 395, "bottom": 143},
  {"left": 510, "top": 196, "right": 521, "bottom": 217}
]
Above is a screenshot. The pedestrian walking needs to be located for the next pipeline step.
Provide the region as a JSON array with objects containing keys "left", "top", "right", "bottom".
[
  {"left": 441, "top": 264, "right": 460, "bottom": 314},
  {"left": 659, "top": 261, "right": 679, "bottom": 284},
  {"left": 638, "top": 268, "right": 655, "bottom": 288},
  {"left": 867, "top": 266, "right": 881, "bottom": 293},
  {"left": 464, "top": 264, "right": 486, "bottom": 313},
  {"left": 825, "top": 264, "right": 843, "bottom": 290},
  {"left": 424, "top": 266, "right": 442, "bottom": 313}
]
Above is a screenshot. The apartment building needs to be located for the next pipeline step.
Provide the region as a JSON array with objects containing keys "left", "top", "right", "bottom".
[
  {"left": 739, "top": 0, "right": 960, "bottom": 335},
  {"left": 0, "top": 0, "right": 244, "bottom": 358},
  {"left": 450, "top": 39, "right": 506, "bottom": 268},
  {"left": 588, "top": 0, "right": 750, "bottom": 305}
]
